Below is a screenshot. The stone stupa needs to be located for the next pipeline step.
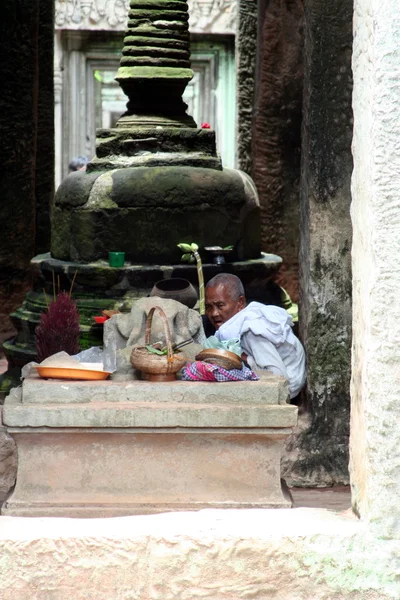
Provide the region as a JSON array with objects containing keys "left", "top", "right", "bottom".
[
  {"left": 1, "top": 0, "right": 282, "bottom": 391},
  {"left": 52, "top": 0, "right": 260, "bottom": 263}
]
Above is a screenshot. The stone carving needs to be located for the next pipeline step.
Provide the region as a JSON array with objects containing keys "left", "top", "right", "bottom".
[
  {"left": 54, "top": 65, "right": 63, "bottom": 105},
  {"left": 55, "top": 0, "right": 129, "bottom": 29},
  {"left": 55, "top": 0, "right": 237, "bottom": 34},
  {"left": 103, "top": 297, "right": 206, "bottom": 377},
  {"left": 189, "top": 0, "right": 237, "bottom": 33}
]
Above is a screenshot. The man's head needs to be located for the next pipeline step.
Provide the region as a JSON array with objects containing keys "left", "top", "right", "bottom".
[
  {"left": 68, "top": 155, "right": 89, "bottom": 173},
  {"left": 205, "top": 273, "right": 246, "bottom": 330}
]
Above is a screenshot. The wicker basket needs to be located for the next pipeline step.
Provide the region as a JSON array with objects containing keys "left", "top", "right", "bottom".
[{"left": 130, "top": 306, "right": 187, "bottom": 381}]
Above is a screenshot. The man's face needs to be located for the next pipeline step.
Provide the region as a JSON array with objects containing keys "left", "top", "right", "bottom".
[{"left": 205, "top": 284, "right": 245, "bottom": 330}]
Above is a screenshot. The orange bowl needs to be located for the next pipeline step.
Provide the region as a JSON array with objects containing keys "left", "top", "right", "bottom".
[{"left": 35, "top": 366, "right": 111, "bottom": 381}]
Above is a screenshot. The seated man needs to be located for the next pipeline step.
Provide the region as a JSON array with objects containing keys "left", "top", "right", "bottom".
[{"left": 205, "top": 273, "right": 306, "bottom": 399}]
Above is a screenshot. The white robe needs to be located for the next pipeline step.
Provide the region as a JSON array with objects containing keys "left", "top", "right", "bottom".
[{"left": 215, "top": 302, "right": 306, "bottom": 398}]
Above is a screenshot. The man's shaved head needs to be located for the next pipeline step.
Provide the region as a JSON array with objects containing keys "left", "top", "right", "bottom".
[
  {"left": 206, "top": 273, "right": 245, "bottom": 301},
  {"left": 205, "top": 274, "right": 246, "bottom": 329}
]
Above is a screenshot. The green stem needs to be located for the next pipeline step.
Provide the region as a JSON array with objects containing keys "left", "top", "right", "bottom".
[{"left": 193, "top": 250, "right": 205, "bottom": 315}]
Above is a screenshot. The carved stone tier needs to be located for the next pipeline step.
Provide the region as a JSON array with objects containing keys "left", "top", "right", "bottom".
[
  {"left": 89, "top": 126, "right": 221, "bottom": 170},
  {"left": 2, "top": 376, "right": 297, "bottom": 517},
  {"left": 52, "top": 164, "right": 259, "bottom": 263},
  {"left": 115, "top": 0, "right": 195, "bottom": 126}
]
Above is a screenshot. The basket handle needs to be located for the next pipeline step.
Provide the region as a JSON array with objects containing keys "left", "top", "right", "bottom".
[{"left": 145, "top": 306, "right": 174, "bottom": 363}]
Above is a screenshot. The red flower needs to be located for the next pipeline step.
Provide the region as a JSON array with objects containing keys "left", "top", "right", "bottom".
[
  {"left": 201, "top": 122, "right": 211, "bottom": 129},
  {"left": 35, "top": 292, "right": 80, "bottom": 362}
]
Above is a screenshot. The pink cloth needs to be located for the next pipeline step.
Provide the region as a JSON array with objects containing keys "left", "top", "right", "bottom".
[{"left": 181, "top": 361, "right": 259, "bottom": 382}]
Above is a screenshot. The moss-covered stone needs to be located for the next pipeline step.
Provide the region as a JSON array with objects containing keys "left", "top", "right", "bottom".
[
  {"left": 54, "top": 171, "right": 101, "bottom": 207},
  {"left": 94, "top": 127, "right": 216, "bottom": 159},
  {"left": 122, "top": 46, "right": 190, "bottom": 59},
  {"left": 51, "top": 207, "right": 72, "bottom": 260},
  {"left": 123, "top": 36, "right": 188, "bottom": 49},
  {"left": 129, "top": 0, "right": 188, "bottom": 8},
  {"left": 123, "top": 27, "right": 190, "bottom": 41},
  {"left": 115, "top": 66, "right": 193, "bottom": 80},
  {"left": 128, "top": 9, "right": 189, "bottom": 20},
  {"left": 52, "top": 166, "right": 260, "bottom": 263},
  {"left": 109, "top": 166, "right": 245, "bottom": 207}
]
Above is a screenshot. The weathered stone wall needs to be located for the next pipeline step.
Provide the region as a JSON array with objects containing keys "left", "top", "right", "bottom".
[
  {"left": 286, "top": 0, "right": 353, "bottom": 486},
  {"left": 236, "top": 0, "right": 257, "bottom": 176},
  {"left": 251, "top": 0, "right": 304, "bottom": 301},
  {"left": 351, "top": 0, "right": 400, "bottom": 539},
  {"left": 0, "top": 0, "right": 53, "bottom": 341}
]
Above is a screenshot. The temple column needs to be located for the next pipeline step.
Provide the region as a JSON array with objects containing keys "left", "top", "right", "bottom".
[
  {"left": 351, "top": 0, "right": 400, "bottom": 539},
  {"left": 290, "top": 0, "right": 353, "bottom": 485},
  {"left": 0, "top": 0, "right": 54, "bottom": 346},
  {"left": 0, "top": 1, "right": 39, "bottom": 343},
  {"left": 251, "top": 0, "right": 304, "bottom": 301}
]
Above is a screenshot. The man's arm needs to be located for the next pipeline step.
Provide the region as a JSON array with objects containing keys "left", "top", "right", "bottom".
[{"left": 241, "top": 331, "right": 289, "bottom": 380}]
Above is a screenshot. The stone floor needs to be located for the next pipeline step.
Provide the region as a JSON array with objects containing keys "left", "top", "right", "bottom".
[
  {"left": 291, "top": 485, "right": 351, "bottom": 512},
  {"left": 2, "top": 507, "right": 397, "bottom": 600}
]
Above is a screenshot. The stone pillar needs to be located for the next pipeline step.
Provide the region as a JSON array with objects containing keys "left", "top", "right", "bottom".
[
  {"left": 236, "top": 0, "right": 257, "bottom": 176},
  {"left": 0, "top": 1, "right": 39, "bottom": 340},
  {"left": 0, "top": 0, "right": 53, "bottom": 340},
  {"left": 251, "top": 0, "right": 304, "bottom": 300},
  {"left": 35, "top": 0, "right": 55, "bottom": 254},
  {"left": 351, "top": 0, "right": 400, "bottom": 539},
  {"left": 292, "top": 0, "right": 353, "bottom": 485}
]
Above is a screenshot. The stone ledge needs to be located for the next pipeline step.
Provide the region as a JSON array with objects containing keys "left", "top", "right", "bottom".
[
  {"left": 0, "top": 509, "right": 398, "bottom": 600},
  {"left": 20, "top": 375, "right": 290, "bottom": 406},
  {"left": 3, "top": 401, "right": 298, "bottom": 429}
]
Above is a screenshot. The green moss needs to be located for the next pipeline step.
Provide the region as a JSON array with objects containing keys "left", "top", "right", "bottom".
[{"left": 116, "top": 66, "right": 193, "bottom": 80}]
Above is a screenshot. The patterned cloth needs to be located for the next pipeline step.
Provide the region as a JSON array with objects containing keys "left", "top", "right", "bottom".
[{"left": 181, "top": 361, "right": 260, "bottom": 382}]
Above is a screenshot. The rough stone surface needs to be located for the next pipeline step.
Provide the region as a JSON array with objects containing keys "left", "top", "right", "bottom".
[
  {"left": 252, "top": 0, "right": 304, "bottom": 301},
  {"left": 0, "top": 509, "right": 399, "bottom": 599},
  {"left": 295, "top": 0, "right": 353, "bottom": 486},
  {"left": 350, "top": 0, "right": 400, "bottom": 539}
]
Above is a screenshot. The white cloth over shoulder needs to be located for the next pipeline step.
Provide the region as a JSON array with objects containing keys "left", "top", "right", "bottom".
[{"left": 215, "top": 302, "right": 306, "bottom": 398}]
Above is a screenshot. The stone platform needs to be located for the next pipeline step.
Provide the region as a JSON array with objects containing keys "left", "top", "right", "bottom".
[{"left": 1, "top": 375, "right": 297, "bottom": 517}]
